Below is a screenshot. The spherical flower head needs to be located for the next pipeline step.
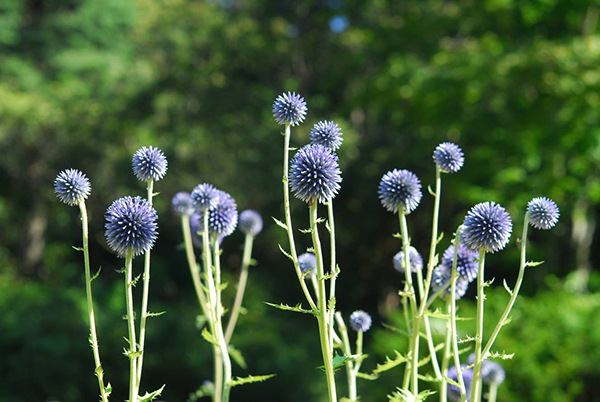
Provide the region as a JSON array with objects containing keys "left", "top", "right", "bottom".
[
  {"left": 239, "top": 209, "right": 263, "bottom": 236},
  {"left": 104, "top": 196, "right": 158, "bottom": 258},
  {"left": 349, "top": 310, "right": 372, "bottom": 332},
  {"left": 208, "top": 190, "right": 238, "bottom": 237},
  {"left": 132, "top": 146, "right": 168, "bottom": 182},
  {"left": 298, "top": 252, "right": 317, "bottom": 277},
  {"left": 310, "top": 120, "right": 343, "bottom": 151},
  {"left": 289, "top": 144, "right": 342, "bottom": 204},
  {"left": 462, "top": 202, "right": 512, "bottom": 253},
  {"left": 431, "top": 265, "right": 469, "bottom": 299},
  {"left": 378, "top": 169, "right": 422, "bottom": 214},
  {"left": 527, "top": 197, "right": 559, "bottom": 230},
  {"left": 191, "top": 183, "right": 219, "bottom": 210},
  {"left": 447, "top": 365, "right": 473, "bottom": 402},
  {"left": 466, "top": 354, "right": 506, "bottom": 386},
  {"left": 441, "top": 244, "right": 479, "bottom": 283},
  {"left": 433, "top": 142, "right": 464, "bottom": 173},
  {"left": 172, "top": 192, "right": 195, "bottom": 216},
  {"left": 273, "top": 91, "right": 307, "bottom": 126},
  {"left": 54, "top": 169, "right": 91, "bottom": 206},
  {"left": 393, "top": 246, "right": 423, "bottom": 273}
]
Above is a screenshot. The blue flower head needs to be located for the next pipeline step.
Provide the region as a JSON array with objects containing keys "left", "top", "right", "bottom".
[
  {"left": 310, "top": 120, "right": 343, "bottom": 151},
  {"left": 192, "top": 183, "right": 219, "bottom": 211},
  {"left": 273, "top": 92, "right": 307, "bottom": 126},
  {"left": 527, "top": 197, "right": 559, "bottom": 230},
  {"left": 349, "top": 310, "right": 372, "bottom": 332},
  {"left": 462, "top": 202, "right": 512, "bottom": 253},
  {"left": 433, "top": 142, "right": 464, "bottom": 173},
  {"left": 298, "top": 252, "right": 317, "bottom": 277},
  {"left": 239, "top": 209, "right": 263, "bottom": 236},
  {"left": 172, "top": 192, "right": 195, "bottom": 216},
  {"left": 467, "top": 354, "right": 506, "bottom": 385},
  {"left": 431, "top": 265, "right": 469, "bottom": 299},
  {"left": 447, "top": 365, "right": 473, "bottom": 402},
  {"left": 289, "top": 144, "right": 342, "bottom": 204},
  {"left": 393, "top": 246, "right": 423, "bottom": 273},
  {"left": 378, "top": 169, "right": 422, "bottom": 214},
  {"left": 105, "top": 196, "right": 158, "bottom": 258},
  {"left": 208, "top": 190, "right": 238, "bottom": 238},
  {"left": 54, "top": 169, "right": 91, "bottom": 206},
  {"left": 132, "top": 146, "right": 168, "bottom": 182},
  {"left": 441, "top": 244, "right": 479, "bottom": 283}
]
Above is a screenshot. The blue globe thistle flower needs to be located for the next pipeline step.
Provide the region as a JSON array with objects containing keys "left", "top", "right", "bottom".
[
  {"left": 54, "top": 169, "right": 91, "bottom": 206},
  {"left": 289, "top": 144, "right": 342, "bottom": 204},
  {"left": 527, "top": 197, "right": 559, "bottom": 230},
  {"left": 447, "top": 365, "right": 473, "bottom": 402},
  {"left": 273, "top": 92, "right": 307, "bottom": 126},
  {"left": 239, "top": 209, "right": 263, "bottom": 236},
  {"left": 191, "top": 183, "right": 219, "bottom": 210},
  {"left": 310, "top": 120, "right": 343, "bottom": 151},
  {"left": 441, "top": 244, "right": 479, "bottom": 283},
  {"left": 431, "top": 265, "right": 469, "bottom": 299},
  {"left": 433, "top": 142, "right": 464, "bottom": 173},
  {"left": 298, "top": 252, "right": 317, "bottom": 277},
  {"left": 208, "top": 190, "right": 238, "bottom": 238},
  {"left": 461, "top": 202, "right": 513, "bottom": 253},
  {"left": 378, "top": 169, "right": 422, "bottom": 214},
  {"left": 132, "top": 146, "right": 168, "bottom": 182},
  {"left": 104, "top": 196, "right": 158, "bottom": 258},
  {"left": 190, "top": 213, "right": 223, "bottom": 248},
  {"left": 172, "top": 192, "right": 195, "bottom": 216},
  {"left": 393, "top": 246, "right": 423, "bottom": 273},
  {"left": 349, "top": 310, "right": 372, "bottom": 332}
]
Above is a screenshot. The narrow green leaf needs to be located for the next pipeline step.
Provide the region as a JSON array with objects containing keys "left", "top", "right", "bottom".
[
  {"left": 318, "top": 353, "right": 356, "bottom": 372},
  {"left": 372, "top": 350, "right": 408, "bottom": 375},
  {"left": 525, "top": 260, "right": 545, "bottom": 267},
  {"left": 90, "top": 267, "right": 102, "bottom": 282},
  {"left": 356, "top": 371, "right": 379, "bottom": 381},
  {"left": 131, "top": 274, "right": 142, "bottom": 287},
  {"left": 264, "top": 302, "right": 317, "bottom": 316},
  {"left": 201, "top": 327, "right": 219, "bottom": 346},
  {"left": 138, "top": 384, "right": 166, "bottom": 402},
  {"left": 105, "top": 383, "right": 112, "bottom": 397},
  {"left": 228, "top": 344, "right": 247, "bottom": 369},
  {"left": 503, "top": 279, "right": 513, "bottom": 296},
  {"left": 298, "top": 227, "right": 313, "bottom": 234},
  {"left": 278, "top": 244, "right": 293, "bottom": 261},
  {"left": 146, "top": 311, "right": 166, "bottom": 318},
  {"left": 229, "top": 374, "right": 276, "bottom": 387},
  {"left": 427, "top": 185, "right": 436, "bottom": 196},
  {"left": 271, "top": 217, "right": 288, "bottom": 230},
  {"left": 72, "top": 246, "right": 84, "bottom": 252}
]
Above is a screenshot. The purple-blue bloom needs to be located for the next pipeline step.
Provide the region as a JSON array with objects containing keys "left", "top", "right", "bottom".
[
  {"left": 208, "top": 190, "right": 238, "bottom": 238},
  {"left": 433, "top": 142, "right": 464, "bottom": 173},
  {"left": 527, "top": 197, "right": 559, "bottom": 230},
  {"left": 310, "top": 120, "right": 343, "bottom": 151},
  {"left": 191, "top": 183, "right": 219, "bottom": 211},
  {"left": 132, "top": 146, "right": 168, "bottom": 182},
  {"left": 441, "top": 244, "right": 479, "bottom": 283},
  {"left": 289, "top": 144, "right": 342, "bottom": 204},
  {"left": 447, "top": 365, "right": 473, "bottom": 402},
  {"left": 104, "top": 196, "right": 158, "bottom": 258},
  {"left": 298, "top": 252, "right": 317, "bottom": 277},
  {"left": 349, "top": 310, "right": 372, "bottom": 332},
  {"left": 462, "top": 202, "right": 512, "bottom": 253},
  {"left": 239, "top": 209, "right": 263, "bottom": 236},
  {"left": 431, "top": 264, "right": 469, "bottom": 299},
  {"left": 393, "top": 247, "right": 423, "bottom": 273},
  {"left": 467, "top": 354, "right": 506, "bottom": 385},
  {"left": 54, "top": 169, "right": 91, "bottom": 206},
  {"left": 172, "top": 192, "right": 195, "bottom": 216},
  {"left": 273, "top": 92, "right": 307, "bottom": 126},
  {"left": 378, "top": 169, "right": 422, "bottom": 214}
]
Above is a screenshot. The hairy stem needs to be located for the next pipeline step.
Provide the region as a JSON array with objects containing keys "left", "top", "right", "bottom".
[{"left": 225, "top": 234, "right": 254, "bottom": 344}]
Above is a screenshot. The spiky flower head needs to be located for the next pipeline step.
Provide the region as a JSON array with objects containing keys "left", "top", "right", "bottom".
[
  {"left": 132, "top": 146, "right": 168, "bottom": 182},
  {"left": 54, "top": 169, "right": 91, "bottom": 206},
  {"left": 467, "top": 354, "right": 506, "bottom": 386},
  {"left": 298, "top": 252, "right": 317, "bottom": 277},
  {"left": 208, "top": 190, "right": 238, "bottom": 238},
  {"left": 172, "top": 192, "right": 195, "bottom": 216},
  {"left": 191, "top": 183, "right": 219, "bottom": 210},
  {"left": 310, "top": 120, "right": 343, "bottom": 151},
  {"left": 378, "top": 169, "right": 422, "bottom": 214},
  {"left": 527, "top": 197, "right": 559, "bottom": 230},
  {"left": 349, "top": 310, "right": 372, "bottom": 332},
  {"left": 447, "top": 365, "right": 473, "bottom": 402},
  {"left": 441, "top": 244, "right": 479, "bottom": 283},
  {"left": 433, "top": 142, "right": 464, "bottom": 173},
  {"left": 273, "top": 92, "right": 307, "bottom": 126},
  {"left": 431, "top": 265, "right": 469, "bottom": 299},
  {"left": 239, "top": 209, "right": 263, "bottom": 236},
  {"left": 104, "top": 196, "right": 158, "bottom": 258},
  {"left": 393, "top": 246, "right": 423, "bottom": 273},
  {"left": 461, "top": 202, "right": 512, "bottom": 253},
  {"left": 289, "top": 144, "right": 342, "bottom": 204}
]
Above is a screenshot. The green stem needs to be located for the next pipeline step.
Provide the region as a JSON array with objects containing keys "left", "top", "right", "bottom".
[
  {"left": 213, "top": 239, "right": 232, "bottom": 402},
  {"left": 335, "top": 312, "right": 356, "bottom": 401},
  {"left": 181, "top": 215, "right": 210, "bottom": 316},
  {"left": 440, "top": 300, "right": 452, "bottom": 402},
  {"left": 470, "top": 250, "right": 487, "bottom": 402},
  {"left": 225, "top": 234, "right": 254, "bottom": 344},
  {"left": 353, "top": 330, "right": 364, "bottom": 399},
  {"left": 327, "top": 201, "right": 337, "bottom": 354},
  {"left": 309, "top": 201, "right": 337, "bottom": 402},
  {"left": 416, "top": 268, "right": 442, "bottom": 380},
  {"left": 282, "top": 124, "right": 317, "bottom": 311},
  {"left": 137, "top": 179, "right": 154, "bottom": 388},
  {"left": 450, "top": 227, "right": 466, "bottom": 401},
  {"left": 124, "top": 251, "right": 138, "bottom": 402},
  {"left": 78, "top": 202, "right": 109, "bottom": 402},
  {"left": 488, "top": 382, "right": 499, "bottom": 402}
]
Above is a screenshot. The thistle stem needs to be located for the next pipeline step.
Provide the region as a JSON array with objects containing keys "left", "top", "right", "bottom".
[
  {"left": 181, "top": 215, "right": 210, "bottom": 316},
  {"left": 327, "top": 201, "right": 337, "bottom": 354},
  {"left": 335, "top": 312, "right": 356, "bottom": 401},
  {"left": 470, "top": 250, "right": 487, "bottom": 402},
  {"left": 450, "top": 227, "right": 467, "bottom": 401},
  {"left": 440, "top": 300, "right": 452, "bottom": 402},
  {"left": 78, "top": 202, "right": 109, "bottom": 402},
  {"left": 416, "top": 268, "right": 442, "bottom": 380},
  {"left": 213, "top": 239, "right": 232, "bottom": 402},
  {"left": 124, "top": 251, "right": 138, "bottom": 402},
  {"left": 488, "top": 382, "right": 499, "bottom": 402},
  {"left": 225, "top": 234, "right": 254, "bottom": 344}
]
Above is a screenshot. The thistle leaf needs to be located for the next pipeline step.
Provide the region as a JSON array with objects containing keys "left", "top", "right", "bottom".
[
  {"left": 318, "top": 353, "right": 356, "bottom": 372},
  {"left": 264, "top": 302, "right": 317, "bottom": 316},
  {"left": 229, "top": 374, "right": 276, "bottom": 387},
  {"left": 228, "top": 344, "right": 247, "bottom": 369},
  {"left": 272, "top": 217, "right": 288, "bottom": 230},
  {"left": 277, "top": 244, "right": 293, "bottom": 261},
  {"left": 201, "top": 327, "right": 219, "bottom": 346},
  {"left": 72, "top": 246, "right": 84, "bottom": 252},
  {"left": 146, "top": 311, "right": 166, "bottom": 318},
  {"left": 91, "top": 267, "right": 102, "bottom": 282},
  {"left": 138, "top": 384, "right": 166, "bottom": 402},
  {"left": 525, "top": 260, "right": 545, "bottom": 267},
  {"left": 372, "top": 350, "right": 408, "bottom": 375},
  {"left": 298, "top": 227, "right": 313, "bottom": 234},
  {"left": 356, "top": 371, "right": 379, "bottom": 381},
  {"left": 503, "top": 279, "right": 513, "bottom": 296}
]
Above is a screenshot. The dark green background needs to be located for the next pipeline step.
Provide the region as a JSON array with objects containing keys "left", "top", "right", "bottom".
[{"left": 1, "top": 0, "right": 600, "bottom": 401}]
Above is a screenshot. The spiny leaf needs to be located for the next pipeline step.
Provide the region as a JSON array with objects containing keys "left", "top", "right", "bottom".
[
  {"left": 525, "top": 260, "right": 545, "bottom": 267},
  {"left": 356, "top": 371, "right": 379, "bottom": 381},
  {"left": 115, "top": 267, "right": 126, "bottom": 274},
  {"left": 264, "top": 302, "right": 318, "bottom": 316},
  {"left": 444, "top": 375, "right": 461, "bottom": 388},
  {"left": 195, "top": 314, "right": 208, "bottom": 330},
  {"left": 486, "top": 351, "right": 514, "bottom": 360},
  {"left": 418, "top": 373, "right": 440, "bottom": 383},
  {"left": 229, "top": 374, "right": 276, "bottom": 387},
  {"left": 289, "top": 146, "right": 297, "bottom": 151},
  {"left": 91, "top": 267, "right": 102, "bottom": 282},
  {"left": 325, "top": 220, "right": 331, "bottom": 233},
  {"left": 503, "top": 279, "right": 513, "bottom": 296},
  {"left": 138, "top": 384, "right": 166, "bottom": 402},
  {"left": 372, "top": 350, "right": 408, "bottom": 375},
  {"left": 146, "top": 311, "right": 166, "bottom": 318},
  {"left": 393, "top": 232, "right": 402, "bottom": 239},
  {"left": 278, "top": 244, "right": 293, "bottom": 261},
  {"left": 319, "top": 353, "right": 356, "bottom": 372},
  {"left": 427, "top": 185, "right": 436, "bottom": 196},
  {"left": 417, "top": 344, "right": 444, "bottom": 367},
  {"left": 218, "top": 282, "right": 229, "bottom": 291},
  {"left": 72, "top": 246, "right": 84, "bottom": 252},
  {"left": 123, "top": 348, "right": 142, "bottom": 360},
  {"left": 131, "top": 274, "right": 142, "bottom": 287},
  {"left": 248, "top": 258, "right": 258, "bottom": 267},
  {"left": 298, "top": 227, "right": 313, "bottom": 234},
  {"left": 201, "top": 327, "right": 219, "bottom": 346},
  {"left": 436, "top": 232, "right": 444, "bottom": 245},
  {"left": 500, "top": 315, "right": 513, "bottom": 326},
  {"left": 228, "top": 344, "right": 247, "bottom": 369},
  {"left": 105, "top": 383, "right": 112, "bottom": 397},
  {"left": 315, "top": 217, "right": 326, "bottom": 224},
  {"left": 458, "top": 334, "right": 477, "bottom": 344},
  {"left": 388, "top": 388, "right": 436, "bottom": 402},
  {"left": 483, "top": 278, "right": 495, "bottom": 287},
  {"left": 328, "top": 296, "right": 336, "bottom": 312},
  {"left": 382, "top": 322, "right": 410, "bottom": 338},
  {"left": 424, "top": 308, "right": 450, "bottom": 320}
]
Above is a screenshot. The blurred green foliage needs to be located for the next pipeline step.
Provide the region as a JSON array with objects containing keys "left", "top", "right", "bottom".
[{"left": 1, "top": 0, "right": 600, "bottom": 400}]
